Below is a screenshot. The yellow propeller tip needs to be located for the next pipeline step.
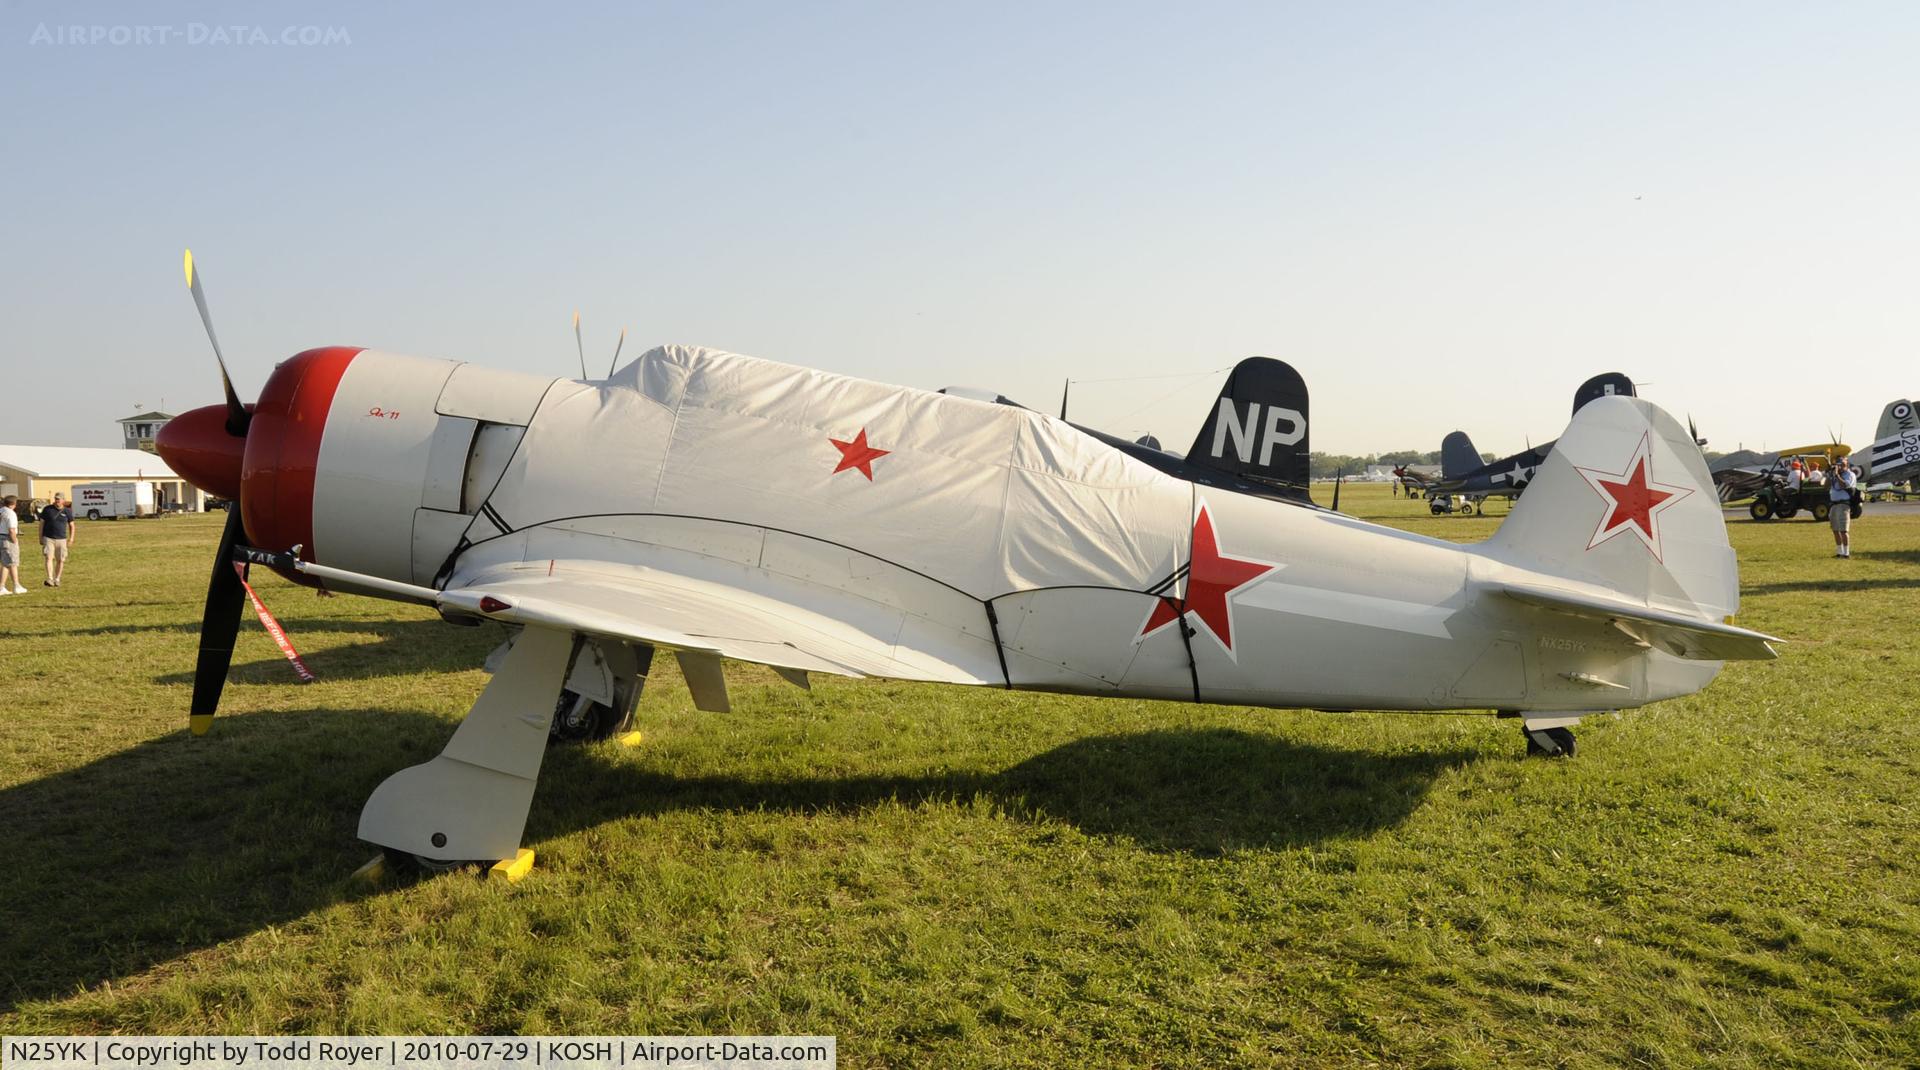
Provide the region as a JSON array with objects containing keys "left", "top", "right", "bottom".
[
  {"left": 572, "top": 310, "right": 581, "bottom": 326},
  {"left": 183, "top": 249, "right": 195, "bottom": 286},
  {"left": 188, "top": 714, "right": 214, "bottom": 736}
]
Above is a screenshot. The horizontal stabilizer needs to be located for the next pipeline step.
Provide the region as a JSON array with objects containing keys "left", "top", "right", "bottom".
[{"left": 1499, "top": 582, "right": 1779, "bottom": 661}]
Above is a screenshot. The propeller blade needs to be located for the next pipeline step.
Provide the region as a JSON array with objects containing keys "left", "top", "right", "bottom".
[
  {"left": 573, "top": 309, "right": 587, "bottom": 380},
  {"left": 189, "top": 505, "right": 249, "bottom": 735},
  {"left": 183, "top": 250, "right": 251, "bottom": 436},
  {"left": 606, "top": 327, "right": 626, "bottom": 378}
]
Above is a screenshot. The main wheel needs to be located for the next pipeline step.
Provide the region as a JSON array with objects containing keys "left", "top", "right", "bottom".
[
  {"left": 1524, "top": 726, "right": 1576, "bottom": 757},
  {"left": 548, "top": 689, "right": 629, "bottom": 744},
  {"left": 1811, "top": 501, "right": 1830, "bottom": 522},
  {"left": 381, "top": 847, "right": 473, "bottom": 877},
  {"left": 1749, "top": 499, "right": 1774, "bottom": 521}
]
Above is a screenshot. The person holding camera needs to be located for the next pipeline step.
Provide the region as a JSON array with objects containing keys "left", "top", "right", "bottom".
[{"left": 1829, "top": 457, "right": 1858, "bottom": 558}]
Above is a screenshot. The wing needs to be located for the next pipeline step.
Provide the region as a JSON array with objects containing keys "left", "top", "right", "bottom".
[
  {"left": 254, "top": 541, "right": 1005, "bottom": 703},
  {"left": 1499, "top": 582, "right": 1780, "bottom": 661},
  {"left": 438, "top": 560, "right": 999, "bottom": 684}
]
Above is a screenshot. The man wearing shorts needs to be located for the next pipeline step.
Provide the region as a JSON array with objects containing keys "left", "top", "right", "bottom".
[
  {"left": 1829, "top": 457, "right": 1858, "bottom": 558},
  {"left": 40, "top": 493, "right": 74, "bottom": 586},
  {"left": 0, "top": 495, "right": 23, "bottom": 595}
]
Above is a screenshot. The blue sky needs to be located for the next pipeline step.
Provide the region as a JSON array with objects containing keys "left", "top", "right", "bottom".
[{"left": 3, "top": 1, "right": 1916, "bottom": 456}]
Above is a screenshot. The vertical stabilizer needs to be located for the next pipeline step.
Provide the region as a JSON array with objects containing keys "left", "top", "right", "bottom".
[
  {"left": 1875, "top": 399, "right": 1917, "bottom": 441},
  {"left": 1572, "top": 372, "right": 1636, "bottom": 416},
  {"left": 1483, "top": 396, "right": 1736, "bottom": 622},
  {"left": 1186, "top": 357, "right": 1310, "bottom": 489},
  {"left": 1440, "top": 431, "right": 1482, "bottom": 480}
]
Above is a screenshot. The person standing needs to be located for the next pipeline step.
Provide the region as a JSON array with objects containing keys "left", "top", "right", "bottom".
[
  {"left": 1829, "top": 457, "right": 1859, "bottom": 558},
  {"left": 39, "top": 493, "right": 74, "bottom": 586},
  {"left": 0, "top": 495, "right": 23, "bottom": 595}
]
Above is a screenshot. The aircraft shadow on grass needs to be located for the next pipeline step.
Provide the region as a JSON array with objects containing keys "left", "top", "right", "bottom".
[
  {"left": 0, "top": 711, "right": 1467, "bottom": 1011},
  {"left": 534, "top": 727, "right": 1473, "bottom": 859},
  {"left": 148, "top": 619, "right": 508, "bottom": 684},
  {"left": 1745, "top": 575, "right": 1920, "bottom": 596}
]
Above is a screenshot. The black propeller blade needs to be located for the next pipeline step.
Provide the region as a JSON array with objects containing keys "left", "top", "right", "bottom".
[
  {"left": 184, "top": 249, "right": 251, "bottom": 437},
  {"left": 190, "top": 504, "right": 249, "bottom": 735}
]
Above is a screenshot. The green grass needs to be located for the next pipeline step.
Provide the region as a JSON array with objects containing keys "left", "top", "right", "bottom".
[{"left": 1, "top": 486, "right": 1916, "bottom": 1067}]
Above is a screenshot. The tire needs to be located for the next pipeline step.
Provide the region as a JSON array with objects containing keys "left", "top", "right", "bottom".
[
  {"left": 1749, "top": 499, "right": 1773, "bottom": 521},
  {"left": 86, "top": 509, "right": 102, "bottom": 521},
  {"left": 548, "top": 689, "right": 629, "bottom": 744},
  {"left": 1525, "top": 726, "right": 1576, "bottom": 758},
  {"left": 1811, "top": 502, "right": 1830, "bottom": 522},
  {"left": 1429, "top": 499, "right": 1446, "bottom": 515},
  {"left": 381, "top": 847, "right": 471, "bottom": 877},
  {"left": 1461, "top": 500, "right": 1477, "bottom": 516}
]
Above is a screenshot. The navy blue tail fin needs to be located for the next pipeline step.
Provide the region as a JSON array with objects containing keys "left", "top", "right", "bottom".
[
  {"left": 1440, "top": 431, "right": 1481, "bottom": 479},
  {"left": 1186, "top": 357, "right": 1310, "bottom": 489},
  {"left": 1572, "top": 372, "right": 1636, "bottom": 416}
]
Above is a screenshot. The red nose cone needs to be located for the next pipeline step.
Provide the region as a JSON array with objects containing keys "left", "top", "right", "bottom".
[
  {"left": 155, "top": 404, "right": 249, "bottom": 500},
  {"left": 241, "top": 347, "right": 361, "bottom": 562}
]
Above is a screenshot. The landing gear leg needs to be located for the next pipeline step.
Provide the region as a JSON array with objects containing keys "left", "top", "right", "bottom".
[
  {"left": 358, "top": 627, "right": 575, "bottom": 868},
  {"left": 549, "top": 641, "right": 654, "bottom": 745}
]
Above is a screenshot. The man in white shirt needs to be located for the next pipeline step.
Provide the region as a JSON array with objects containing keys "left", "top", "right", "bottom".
[
  {"left": 0, "top": 495, "right": 23, "bottom": 595},
  {"left": 1829, "top": 458, "right": 1859, "bottom": 558}
]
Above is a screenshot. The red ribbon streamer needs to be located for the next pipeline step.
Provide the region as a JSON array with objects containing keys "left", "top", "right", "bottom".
[{"left": 233, "top": 562, "right": 316, "bottom": 683}]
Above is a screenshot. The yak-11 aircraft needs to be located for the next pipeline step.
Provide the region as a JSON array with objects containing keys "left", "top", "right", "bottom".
[
  {"left": 158, "top": 254, "right": 1778, "bottom": 873},
  {"left": 1423, "top": 374, "right": 1638, "bottom": 514}
]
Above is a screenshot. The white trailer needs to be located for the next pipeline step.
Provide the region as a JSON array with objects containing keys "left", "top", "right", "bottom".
[{"left": 71, "top": 481, "right": 155, "bottom": 520}]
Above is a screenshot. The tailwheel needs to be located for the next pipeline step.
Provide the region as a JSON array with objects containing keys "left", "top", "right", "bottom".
[{"left": 1524, "top": 725, "right": 1576, "bottom": 758}]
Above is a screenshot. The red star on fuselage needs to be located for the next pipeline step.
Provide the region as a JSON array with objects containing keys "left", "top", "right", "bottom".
[
  {"left": 1574, "top": 432, "right": 1692, "bottom": 558},
  {"left": 829, "top": 428, "right": 889, "bottom": 480},
  {"left": 1138, "top": 504, "right": 1277, "bottom": 656}
]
